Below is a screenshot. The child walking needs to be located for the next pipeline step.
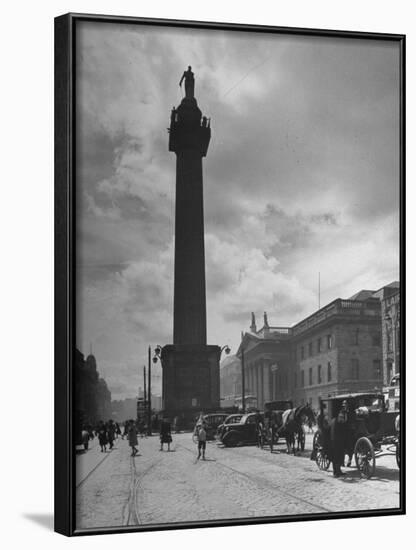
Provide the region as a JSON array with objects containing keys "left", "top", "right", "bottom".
[{"left": 195, "top": 421, "right": 207, "bottom": 460}]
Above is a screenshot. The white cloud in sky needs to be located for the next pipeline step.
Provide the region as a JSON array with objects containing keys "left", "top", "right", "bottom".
[{"left": 75, "top": 22, "right": 400, "bottom": 400}]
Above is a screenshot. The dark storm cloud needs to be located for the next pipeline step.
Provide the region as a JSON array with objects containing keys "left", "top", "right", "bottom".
[{"left": 75, "top": 22, "right": 400, "bottom": 399}]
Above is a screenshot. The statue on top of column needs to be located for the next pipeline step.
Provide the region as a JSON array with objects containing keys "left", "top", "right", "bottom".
[{"left": 179, "top": 66, "right": 195, "bottom": 99}]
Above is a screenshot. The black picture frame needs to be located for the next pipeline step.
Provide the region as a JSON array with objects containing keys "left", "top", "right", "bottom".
[{"left": 55, "top": 12, "right": 405, "bottom": 537}]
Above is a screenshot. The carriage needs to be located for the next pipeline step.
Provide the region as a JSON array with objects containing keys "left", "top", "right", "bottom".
[{"left": 313, "top": 392, "right": 400, "bottom": 478}]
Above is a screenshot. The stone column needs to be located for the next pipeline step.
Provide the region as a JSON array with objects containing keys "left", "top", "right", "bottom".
[{"left": 263, "top": 361, "right": 270, "bottom": 404}]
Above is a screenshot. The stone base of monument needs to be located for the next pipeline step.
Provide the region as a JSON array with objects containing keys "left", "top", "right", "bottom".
[{"left": 160, "top": 344, "right": 221, "bottom": 423}]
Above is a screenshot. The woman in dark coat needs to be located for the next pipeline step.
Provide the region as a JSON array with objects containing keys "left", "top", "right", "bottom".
[
  {"left": 107, "top": 420, "right": 116, "bottom": 449},
  {"left": 159, "top": 418, "right": 172, "bottom": 451},
  {"left": 98, "top": 423, "right": 108, "bottom": 452},
  {"left": 128, "top": 421, "right": 139, "bottom": 457},
  {"left": 330, "top": 400, "right": 349, "bottom": 477}
]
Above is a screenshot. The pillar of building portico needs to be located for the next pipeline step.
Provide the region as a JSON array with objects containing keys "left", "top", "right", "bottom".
[
  {"left": 254, "top": 362, "right": 261, "bottom": 407},
  {"left": 263, "top": 362, "right": 270, "bottom": 404},
  {"left": 259, "top": 362, "right": 264, "bottom": 408}
]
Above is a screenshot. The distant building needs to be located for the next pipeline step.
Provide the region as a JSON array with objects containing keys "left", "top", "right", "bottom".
[
  {"left": 74, "top": 349, "right": 112, "bottom": 424},
  {"left": 235, "top": 284, "right": 400, "bottom": 410},
  {"left": 372, "top": 282, "right": 400, "bottom": 386},
  {"left": 220, "top": 355, "right": 257, "bottom": 409},
  {"left": 236, "top": 312, "right": 293, "bottom": 410},
  {"left": 291, "top": 294, "right": 383, "bottom": 409},
  {"left": 111, "top": 398, "right": 138, "bottom": 422}
]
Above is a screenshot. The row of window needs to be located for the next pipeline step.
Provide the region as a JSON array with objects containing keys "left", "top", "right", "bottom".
[
  {"left": 294, "top": 362, "right": 332, "bottom": 388},
  {"left": 300, "top": 335, "right": 332, "bottom": 359},
  {"left": 299, "top": 331, "right": 381, "bottom": 360},
  {"left": 294, "top": 358, "right": 382, "bottom": 387}
]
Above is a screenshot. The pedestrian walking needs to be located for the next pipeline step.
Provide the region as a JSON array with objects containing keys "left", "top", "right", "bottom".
[
  {"left": 107, "top": 419, "right": 116, "bottom": 449},
  {"left": 128, "top": 421, "right": 139, "bottom": 457},
  {"left": 98, "top": 422, "right": 108, "bottom": 452},
  {"left": 255, "top": 412, "right": 264, "bottom": 448},
  {"left": 115, "top": 422, "right": 121, "bottom": 439},
  {"left": 139, "top": 418, "right": 147, "bottom": 438},
  {"left": 122, "top": 420, "right": 128, "bottom": 440},
  {"left": 81, "top": 427, "right": 89, "bottom": 451},
  {"left": 160, "top": 417, "right": 172, "bottom": 451},
  {"left": 195, "top": 421, "right": 207, "bottom": 460}
]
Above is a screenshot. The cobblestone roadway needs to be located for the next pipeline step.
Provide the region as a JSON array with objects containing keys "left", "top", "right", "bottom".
[{"left": 76, "top": 433, "right": 400, "bottom": 530}]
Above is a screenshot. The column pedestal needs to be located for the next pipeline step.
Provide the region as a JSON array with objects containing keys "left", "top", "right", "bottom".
[{"left": 161, "top": 344, "right": 221, "bottom": 422}]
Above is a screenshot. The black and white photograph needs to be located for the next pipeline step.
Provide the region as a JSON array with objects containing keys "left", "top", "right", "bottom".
[{"left": 56, "top": 14, "right": 403, "bottom": 535}]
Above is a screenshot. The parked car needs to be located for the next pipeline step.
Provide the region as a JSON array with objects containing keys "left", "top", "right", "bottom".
[
  {"left": 220, "top": 412, "right": 263, "bottom": 447},
  {"left": 216, "top": 414, "right": 243, "bottom": 440}
]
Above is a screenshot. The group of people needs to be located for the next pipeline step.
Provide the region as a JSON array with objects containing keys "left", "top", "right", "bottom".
[
  {"left": 96, "top": 420, "right": 121, "bottom": 452},
  {"left": 80, "top": 420, "right": 122, "bottom": 452},
  {"left": 79, "top": 412, "right": 211, "bottom": 462}
]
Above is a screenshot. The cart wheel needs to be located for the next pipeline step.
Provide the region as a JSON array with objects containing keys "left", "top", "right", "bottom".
[
  {"left": 316, "top": 447, "right": 330, "bottom": 470},
  {"left": 354, "top": 437, "right": 375, "bottom": 479},
  {"left": 396, "top": 436, "right": 400, "bottom": 468},
  {"left": 314, "top": 432, "right": 330, "bottom": 470}
]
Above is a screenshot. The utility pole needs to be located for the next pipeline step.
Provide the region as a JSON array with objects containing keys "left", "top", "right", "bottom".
[
  {"left": 143, "top": 366, "right": 147, "bottom": 405},
  {"left": 147, "top": 346, "right": 152, "bottom": 435},
  {"left": 241, "top": 347, "right": 246, "bottom": 413}
]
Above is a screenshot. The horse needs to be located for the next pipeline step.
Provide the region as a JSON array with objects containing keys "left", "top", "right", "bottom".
[{"left": 277, "top": 404, "right": 315, "bottom": 454}]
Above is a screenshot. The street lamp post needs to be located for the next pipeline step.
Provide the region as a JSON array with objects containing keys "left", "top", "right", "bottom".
[
  {"left": 219, "top": 345, "right": 231, "bottom": 410},
  {"left": 147, "top": 346, "right": 152, "bottom": 436},
  {"left": 143, "top": 365, "right": 147, "bottom": 409},
  {"left": 149, "top": 345, "right": 163, "bottom": 433},
  {"left": 241, "top": 347, "right": 246, "bottom": 413}
]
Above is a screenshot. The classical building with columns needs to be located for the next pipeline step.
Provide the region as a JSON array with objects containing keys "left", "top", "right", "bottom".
[
  {"left": 236, "top": 313, "right": 293, "bottom": 410},
  {"left": 234, "top": 283, "right": 399, "bottom": 411}
]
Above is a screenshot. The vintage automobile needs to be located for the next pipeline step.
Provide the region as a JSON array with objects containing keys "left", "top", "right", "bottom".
[
  {"left": 216, "top": 414, "right": 243, "bottom": 440},
  {"left": 312, "top": 392, "right": 400, "bottom": 478},
  {"left": 201, "top": 413, "right": 230, "bottom": 440},
  {"left": 220, "top": 412, "right": 263, "bottom": 447}
]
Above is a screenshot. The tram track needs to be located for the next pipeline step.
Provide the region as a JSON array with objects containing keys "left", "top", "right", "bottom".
[
  {"left": 124, "top": 456, "right": 164, "bottom": 526},
  {"left": 176, "top": 441, "right": 334, "bottom": 514}
]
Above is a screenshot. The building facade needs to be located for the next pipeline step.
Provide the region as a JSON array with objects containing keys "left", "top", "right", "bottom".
[
  {"left": 372, "top": 283, "right": 400, "bottom": 386},
  {"left": 74, "top": 349, "right": 112, "bottom": 425},
  {"left": 235, "top": 313, "right": 293, "bottom": 410},
  {"left": 291, "top": 297, "right": 383, "bottom": 409},
  {"left": 234, "top": 284, "right": 399, "bottom": 411}
]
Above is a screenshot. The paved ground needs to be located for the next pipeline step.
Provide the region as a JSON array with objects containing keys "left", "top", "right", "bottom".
[{"left": 76, "top": 432, "right": 400, "bottom": 530}]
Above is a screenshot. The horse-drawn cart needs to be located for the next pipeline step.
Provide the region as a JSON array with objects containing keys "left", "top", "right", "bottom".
[{"left": 313, "top": 392, "right": 400, "bottom": 478}]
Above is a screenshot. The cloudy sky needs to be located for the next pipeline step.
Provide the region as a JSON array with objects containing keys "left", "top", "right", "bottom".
[{"left": 75, "top": 21, "right": 400, "bottom": 400}]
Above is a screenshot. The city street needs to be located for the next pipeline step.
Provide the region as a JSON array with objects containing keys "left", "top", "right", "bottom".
[{"left": 76, "top": 431, "right": 400, "bottom": 530}]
